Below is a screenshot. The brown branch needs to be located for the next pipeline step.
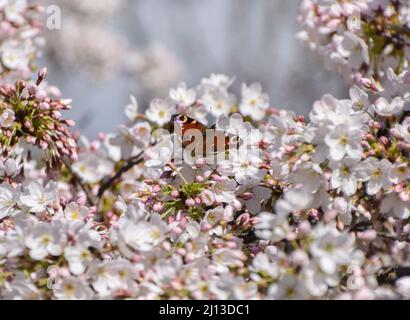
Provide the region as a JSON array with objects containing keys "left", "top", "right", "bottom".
[{"left": 96, "top": 151, "right": 144, "bottom": 203}]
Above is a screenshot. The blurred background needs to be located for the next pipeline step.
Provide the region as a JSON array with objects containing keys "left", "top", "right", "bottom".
[{"left": 41, "top": 0, "right": 346, "bottom": 137}]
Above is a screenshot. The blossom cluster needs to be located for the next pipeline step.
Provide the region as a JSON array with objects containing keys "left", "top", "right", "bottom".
[
  {"left": 0, "top": 68, "right": 77, "bottom": 165},
  {"left": 1, "top": 0, "right": 410, "bottom": 300},
  {"left": 298, "top": 0, "right": 410, "bottom": 84}
]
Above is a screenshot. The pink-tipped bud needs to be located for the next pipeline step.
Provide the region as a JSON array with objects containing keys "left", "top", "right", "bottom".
[
  {"left": 26, "top": 136, "right": 36, "bottom": 144},
  {"left": 185, "top": 198, "right": 195, "bottom": 207},
  {"left": 171, "top": 190, "right": 180, "bottom": 199},
  {"left": 39, "top": 102, "right": 50, "bottom": 110},
  {"left": 98, "top": 132, "right": 105, "bottom": 141},
  {"left": 35, "top": 90, "right": 47, "bottom": 101},
  {"left": 378, "top": 136, "right": 389, "bottom": 146},
  {"left": 36, "top": 67, "right": 47, "bottom": 85},
  {"left": 153, "top": 202, "right": 164, "bottom": 213},
  {"left": 65, "top": 119, "right": 76, "bottom": 127},
  {"left": 39, "top": 140, "right": 48, "bottom": 149}
]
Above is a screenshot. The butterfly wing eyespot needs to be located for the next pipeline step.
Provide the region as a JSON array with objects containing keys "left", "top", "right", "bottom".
[{"left": 178, "top": 115, "right": 188, "bottom": 123}]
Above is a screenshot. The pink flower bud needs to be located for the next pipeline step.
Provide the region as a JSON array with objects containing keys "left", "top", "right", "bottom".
[
  {"left": 52, "top": 111, "right": 62, "bottom": 119},
  {"left": 98, "top": 132, "right": 106, "bottom": 141},
  {"left": 231, "top": 199, "right": 242, "bottom": 211},
  {"left": 185, "top": 198, "right": 195, "bottom": 207},
  {"left": 171, "top": 190, "right": 180, "bottom": 199},
  {"left": 241, "top": 192, "right": 253, "bottom": 201},
  {"left": 372, "top": 121, "right": 381, "bottom": 130},
  {"left": 153, "top": 202, "right": 164, "bottom": 213},
  {"left": 195, "top": 158, "right": 206, "bottom": 166},
  {"left": 70, "top": 151, "right": 78, "bottom": 161},
  {"left": 35, "top": 90, "right": 47, "bottom": 101},
  {"left": 394, "top": 184, "right": 404, "bottom": 193},
  {"left": 65, "top": 119, "right": 76, "bottom": 127},
  {"left": 357, "top": 230, "right": 377, "bottom": 241},
  {"left": 24, "top": 120, "right": 33, "bottom": 130},
  {"left": 77, "top": 195, "right": 87, "bottom": 206},
  {"left": 39, "top": 102, "right": 50, "bottom": 110},
  {"left": 38, "top": 67, "right": 48, "bottom": 80},
  {"left": 39, "top": 141, "right": 48, "bottom": 149},
  {"left": 378, "top": 136, "right": 389, "bottom": 146},
  {"left": 298, "top": 220, "right": 311, "bottom": 236},
  {"left": 26, "top": 136, "right": 36, "bottom": 144}
]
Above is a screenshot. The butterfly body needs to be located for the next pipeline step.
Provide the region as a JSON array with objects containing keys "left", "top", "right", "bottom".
[{"left": 171, "top": 114, "right": 231, "bottom": 155}]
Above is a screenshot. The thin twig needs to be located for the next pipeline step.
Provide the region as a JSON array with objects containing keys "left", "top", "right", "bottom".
[{"left": 96, "top": 151, "right": 144, "bottom": 206}]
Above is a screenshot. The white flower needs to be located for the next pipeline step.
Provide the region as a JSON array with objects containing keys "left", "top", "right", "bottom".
[
  {"left": 212, "top": 248, "right": 245, "bottom": 273},
  {"left": 19, "top": 181, "right": 57, "bottom": 213},
  {"left": 145, "top": 99, "right": 174, "bottom": 126},
  {"left": 64, "top": 245, "right": 93, "bottom": 275},
  {"left": 395, "top": 117, "right": 410, "bottom": 143},
  {"left": 349, "top": 86, "right": 369, "bottom": 111},
  {"left": 200, "top": 189, "right": 215, "bottom": 206},
  {"left": 238, "top": 185, "right": 271, "bottom": 214},
  {"left": 0, "top": 109, "right": 15, "bottom": 128},
  {"left": 71, "top": 152, "right": 114, "bottom": 184},
  {"left": 64, "top": 202, "right": 89, "bottom": 222},
  {"left": 330, "top": 158, "right": 360, "bottom": 196},
  {"left": 356, "top": 158, "right": 392, "bottom": 195},
  {"left": 0, "top": 184, "right": 20, "bottom": 220},
  {"left": 110, "top": 125, "right": 143, "bottom": 159},
  {"left": 132, "top": 121, "right": 151, "bottom": 146},
  {"left": 203, "top": 206, "right": 225, "bottom": 225},
  {"left": 210, "top": 177, "right": 237, "bottom": 204},
  {"left": 250, "top": 252, "right": 279, "bottom": 280},
  {"left": 275, "top": 189, "right": 313, "bottom": 215},
  {"left": 255, "top": 212, "right": 292, "bottom": 242},
  {"left": 396, "top": 277, "right": 410, "bottom": 299},
  {"left": 380, "top": 193, "right": 410, "bottom": 219},
  {"left": 324, "top": 125, "right": 363, "bottom": 161},
  {"left": 115, "top": 214, "right": 167, "bottom": 253},
  {"left": 53, "top": 277, "right": 93, "bottom": 300},
  {"left": 25, "top": 222, "right": 67, "bottom": 260},
  {"left": 169, "top": 82, "right": 196, "bottom": 106},
  {"left": 289, "top": 162, "right": 323, "bottom": 194},
  {"left": 1, "top": 40, "right": 31, "bottom": 70},
  {"left": 200, "top": 73, "right": 233, "bottom": 90},
  {"left": 310, "top": 227, "right": 354, "bottom": 274},
  {"left": 304, "top": 260, "right": 339, "bottom": 297},
  {"left": 373, "top": 96, "right": 405, "bottom": 116},
  {"left": 209, "top": 273, "right": 258, "bottom": 300},
  {"left": 4, "top": 0, "right": 27, "bottom": 24},
  {"left": 389, "top": 163, "right": 410, "bottom": 184},
  {"left": 201, "top": 89, "right": 235, "bottom": 117},
  {"left": 144, "top": 134, "right": 174, "bottom": 168},
  {"left": 88, "top": 260, "right": 138, "bottom": 297},
  {"left": 0, "top": 158, "right": 22, "bottom": 178},
  {"left": 230, "top": 153, "right": 264, "bottom": 185},
  {"left": 267, "top": 274, "right": 309, "bottom": 300},
  {"left": 239, "top": 83, "right": 269, "bottom": 121},
  {"left": 124, "top": 95, "right": 139, "bottom": 121},
  {"left": 340, "top": 31, "right": 369, "bottom": 69},
  {"left": 2, "top": 273, "right": 41, "bottom": 300}
]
